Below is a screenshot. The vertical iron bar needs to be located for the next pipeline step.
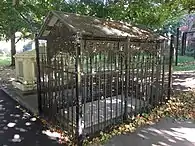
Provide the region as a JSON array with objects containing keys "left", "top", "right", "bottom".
[
  {"left": 110, "top": 50, "right": 113, "bottom": 124},
  {"left": 181, "top": 32, "right": 185, "bottom": 56},
  {"left": 115, "top": 48, "right": 119, "bottom": 121},
  {"left": 194, "top": 45, "right": 195, "bottom": 59},
  {"left": 41, "top": 54, "right": 45, "bottom": 113},
  {"left": 94, "top": 51, "right": 100, "bottom": 131},
  {"left": 60, "top": 55, "right": 65, "bottom": 130},
  {"left": 129, "top": 54, "right": 133, "bottom": 115},
  {"left": 124, "top": 37, "right": 129, "bottom": 120},
  {"left": 150, "top": 52, "right": 155, "bottom": 107},
  {"left": 131, "top": 55, "right": 135, "bottom": 116},
  {"left": 146, "top": 53, "right": 151, "bottom": 110},
  {"left": 175, "top": 28, "right": 179, "bottom": 66},
  {"left": 53, "top": 55, "right": 58, "bottom": 123},
  {"left": 90, "top": 53, "right": 93, "bottom": 133},
  {"left": 75, "top": 33, "right": 83, "bottom": 145},
  {"left": 103, "top": 51, "right": 107, "bottom": 125},
  {"left": 161, "top": 45, "right": 165, "bottom": 103},
  {"left": 135, "top": 53, "right": 140, "bottom": 114},
  {"left": 120, "top": 52, "right": 124, "bottom": 121},
  {"left": 184, "top": 32, "right": 187, "bottom": 55},
  {"left": 83, "top": 40, "right": 87, "bottom": 131},
  {"left": 155, "top": 42, "right": 161, "bottom": 105},
  {"left": 140, "top": 52, "right": 144, "bottom": 110},
  {"left": 144, "top": 53, "right": 148, "bottom": 109},
  {"left": 98, "top": 51, "right": 102, "bottom": 130},
  {"left": 168, "top": 35, "right": 174, "bottom": 100},
  {"left": 65, "top": 61, "right": 69, "bottom": 131},
  {"left": 35, "top": 34, "right": 42, "bottom": 114}
]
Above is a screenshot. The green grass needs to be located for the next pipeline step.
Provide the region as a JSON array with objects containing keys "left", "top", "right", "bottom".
[
  {"left": 176, "top": 55, "right": 195, "bottom": 64},
  {"left": 174, "top": 55, "right": 195, "bottom": 71},
  {"left": 0, "top": 56, "right": 11, "bottom": 66},
  {"left": 174, "top": 64, "right": 195, "bottom": 71}
]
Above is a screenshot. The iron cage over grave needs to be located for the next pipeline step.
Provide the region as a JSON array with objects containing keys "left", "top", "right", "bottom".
[{"left": 36, "top": 11, "right": 172, "bottom": 143}]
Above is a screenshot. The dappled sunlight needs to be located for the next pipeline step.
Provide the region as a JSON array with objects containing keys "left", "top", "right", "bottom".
[
  {"left": 8, "top": 78, "right": 15, "bottom": 82},
  {"left": 106, "top": 118, "right": 195, "bottom": 146},
  {"left": 30, "top": 117, "right": 37, "bottom": 122},
  {"left": 25, "top": 122, "right": 31, "bottom": 126},
  {"left": 0, "top": 90, "right": 63, "bottom": 145},
  {"left": 15, "top": 127, "right": 27, "bottom": 132},
  {"left": 22, "top": 112, "right": 31, "bottom": 119},
  {"left": 172, "top": 71, "right": 195, "bottom": 91},
  {"left": 11, "top": 134, "right": 22, "bottom": 142},
  {"left": 137, "top": 133, "right": 149, "bottom": 140},
  {"left": 170, "top": 127, "right": 195, "bottom": 143},
  {"left": 7, "top": 122, "right": 16, "bottom": 128},
  {"left": 42, "top": 130, "right": 62, "bottom": 140},
  {"left": 168, "top": 138, "right": 176, "bottom": 143},
  {"left": 10, "top": 114, "right": 20, "bottom": 118},
  {"left": 3, "top": 126, "right": 8, "bottom": 130},
  {"left": 158, "top": 141, "right": 168, "bottom": 146},
  {"left": 136, "top": 119, "right": 195, "bottom": 146}
]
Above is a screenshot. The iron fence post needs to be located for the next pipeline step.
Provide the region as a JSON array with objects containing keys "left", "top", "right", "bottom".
[
  {"left": 168, "top": 35, "right": 174, "bottom": 100},
  {"left": 75, "top": 33, "right": 83, "bottom": 146},
  {"left": 35, "top": 34, "right": 42, "bottom": 114},
  {"left": 181, "top": 33, "right": 185, "bottom": 56},
  {"left": 124, "top": 36, "right": 129, "bottom": 121},
  {"left": 175, "top": 28, "right": 179, "bottom": 66},
  {"left": 181, "top": 32, "right": 187, "bottom": 56}
]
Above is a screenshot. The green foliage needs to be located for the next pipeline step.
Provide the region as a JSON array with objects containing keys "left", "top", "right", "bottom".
[{"left": 1, "top": 0, "right": 195, "bottom": 40}]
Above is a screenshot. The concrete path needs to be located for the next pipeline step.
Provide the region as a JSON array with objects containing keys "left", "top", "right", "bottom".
[
  {"left": 105, "top": 118, "right": 195, "bottom": 146},
  {"left": 173, "top": 71, "right": 195, "bottom": 91},
  {"left": 0, "top": 90, "right": 63, "bottom": 146},
  {"left": 104, "top": 71, "right": 195, "bottom": 146}
]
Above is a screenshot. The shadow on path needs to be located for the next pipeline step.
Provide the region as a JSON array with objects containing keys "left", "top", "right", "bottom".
[
  {"left": 172, "top": 71, "right": 195, "bottom": 92},
  {"left": 0, "top": 90, "right": 64, "bottom": 146},
  {"left": 105, "top": 71, "right": 195, "bottom": 146},
  {"left": 105, "top": 118, "right": 195, "bottom": 146}
]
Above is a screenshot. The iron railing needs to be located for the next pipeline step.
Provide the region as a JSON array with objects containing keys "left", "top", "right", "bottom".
[{"left": 36, "top": 35, "right": 173, "bottom": 145}]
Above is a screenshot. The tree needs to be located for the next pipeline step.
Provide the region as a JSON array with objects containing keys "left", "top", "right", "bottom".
[{"left": 1, "top": 0, "right": 195, "bottom": 66}]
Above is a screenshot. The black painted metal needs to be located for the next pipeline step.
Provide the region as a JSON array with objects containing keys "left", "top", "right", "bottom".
[
  {"left": 35, "top": 34, "right": 42, "bottom": 114},
  {"left": 75, "top": 33, "right": 83, "bottom": 145},
  {"left": 175, "top": 28, "right": 179, "bottom": 66},
  {"left": 36, "top": 34, "right": 171, "bottom": 144},
  {"left": 181, "top": 32, "right": 186, "bottom": 56},
  {"left": 168, "top": 35, "right": 174, "bottom": 100}
]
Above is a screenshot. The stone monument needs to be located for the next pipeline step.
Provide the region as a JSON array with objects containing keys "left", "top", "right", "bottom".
[{"left": 12, "top": 49, "right": 37, "bottom": 93}]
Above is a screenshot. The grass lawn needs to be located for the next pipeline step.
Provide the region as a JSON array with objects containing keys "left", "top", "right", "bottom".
[
  {"left": 0, "top": 56, "right": 11, "bottom": 66},
  {"left": 174, "top": 55, "right": 195, "bottom": 71},
  {"left": 176, "top": 55, "right": 195, "bottom": 64},
  {"left": 174, "top": 64, "right": 195, "bottom": 71}
]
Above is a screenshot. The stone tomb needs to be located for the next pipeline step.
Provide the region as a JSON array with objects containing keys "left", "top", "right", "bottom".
[{"left": 12, "top": 49, "right": 37, "bottom": 93}]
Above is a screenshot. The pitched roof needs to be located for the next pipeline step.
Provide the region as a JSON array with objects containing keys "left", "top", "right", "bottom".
[{"left": 38, "top": 11, "right": 166, "bottom": 40}]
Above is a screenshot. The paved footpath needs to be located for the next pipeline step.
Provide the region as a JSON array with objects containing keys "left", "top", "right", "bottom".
[
  {"left": 0, "top": 90, "right": 63, "bottom": 146},
  {"left": 105, "top": 118, "right": 195, "bottom": 146}
]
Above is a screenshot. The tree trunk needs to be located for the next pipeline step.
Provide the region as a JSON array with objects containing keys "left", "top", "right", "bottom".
[{"left": 10, "top": 31, "right": 16, "bottom": 66}]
